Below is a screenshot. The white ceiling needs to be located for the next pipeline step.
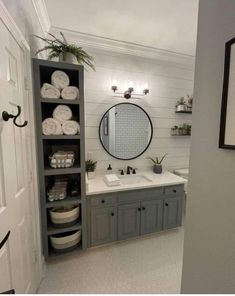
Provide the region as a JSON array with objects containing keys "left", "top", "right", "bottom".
[{"left": 45, "top": 0, "right": 199, "bottom": 56}]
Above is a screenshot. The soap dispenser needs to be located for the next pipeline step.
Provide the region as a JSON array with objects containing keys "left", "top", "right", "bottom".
[{"left": 106, "top": 164, "right": 113, "bottom": 175}]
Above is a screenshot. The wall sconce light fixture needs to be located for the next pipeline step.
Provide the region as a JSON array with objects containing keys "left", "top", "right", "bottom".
[{"left": 111, "top": 80, "right": 149, "bottom": 99}]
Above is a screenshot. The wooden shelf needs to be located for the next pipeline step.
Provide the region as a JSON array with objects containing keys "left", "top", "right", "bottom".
[
  {"left": 175, "top": 110, "right": 192, "bottom": 114},
  {"left": 171, "top": 135, "right": 191, "bottom": 137},
  {"left": 48, "top": 243, "right": 82, "bottom": 259},
  {"left": 46, "top": 195, "right": 81, "bottom": 208},
  {"left": 47, "top": 221, "right": 82, "bottom": 236},
  {"left": 41, "top": 98, "right": 80, "bottom": 105},
  {"left": 43, "top": 166, "right": 81, "bottom": 176},
  {"left": 42, "top": 135, "right": 80, "bottom": 140}
]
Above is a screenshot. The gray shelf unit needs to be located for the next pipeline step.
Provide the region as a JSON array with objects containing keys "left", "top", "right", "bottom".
[{"left": 32, "top": 58, "right": 87, "bottom": 258}]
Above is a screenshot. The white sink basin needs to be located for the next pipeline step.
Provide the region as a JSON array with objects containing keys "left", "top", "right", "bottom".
[{"left": 119, "top": 174, "right": 152, "bottom": 185}]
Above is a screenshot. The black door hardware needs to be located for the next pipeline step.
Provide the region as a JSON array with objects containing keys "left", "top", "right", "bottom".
[
  {"left": 2, "top": 105, "right": 28, "bottom": 128},
  {"left": 0, "top": 231, "right": 10, "bottom": 250}
]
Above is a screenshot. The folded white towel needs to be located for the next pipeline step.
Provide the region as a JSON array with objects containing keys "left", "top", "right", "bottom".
[
  {"left": 51, "top": 70, "right": 70, "bottom": 90},
  {"left": 41, "top": 83, "right": 60, "bottom": 99},
  {"left": 53, "top": 105, "right": 72, "bottom": 123},
  {"left": 61, "top": 86, "right": 79, "bottom": 100},
  {"left": 62, "top": 120, "right": 80, "bottom": 135},
  {"left": 104, "top": 174, "right": 121, "bottom": 187},
  {"left": 42, "top": 118, "right": 62, "bottom": 135}
]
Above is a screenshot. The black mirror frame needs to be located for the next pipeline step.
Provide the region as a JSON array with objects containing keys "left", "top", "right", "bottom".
[
  {"left": 219, "top": 37, "right": 235, "bottom": 149},
  {"left": 99, "top": 102, "right": 153, "bottom": 160}
]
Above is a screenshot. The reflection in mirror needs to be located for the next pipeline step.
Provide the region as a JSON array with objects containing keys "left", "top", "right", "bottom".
[{"left": 99, "top": 103, "right": 153, "bottom": 160}]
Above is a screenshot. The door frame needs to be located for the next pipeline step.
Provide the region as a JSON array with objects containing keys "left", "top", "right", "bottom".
[{"left": 0, "top": 0, "right": 43, "bottom": 291}]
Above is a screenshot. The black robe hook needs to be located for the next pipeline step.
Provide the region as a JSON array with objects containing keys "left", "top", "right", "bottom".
[{"left": 2, "top": 105, "right": 28, "bottom": 128}]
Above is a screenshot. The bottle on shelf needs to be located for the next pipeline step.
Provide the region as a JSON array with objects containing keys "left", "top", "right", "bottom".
[{"left": 106, "top": 164, "right": 113, "bottom": 174}]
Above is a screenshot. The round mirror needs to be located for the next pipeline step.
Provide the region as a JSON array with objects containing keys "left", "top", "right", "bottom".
[{"left": 99, "top": 103, "right": 153, "bottom": 160}]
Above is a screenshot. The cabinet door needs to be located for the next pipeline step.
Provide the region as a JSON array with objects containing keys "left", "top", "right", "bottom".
[
  {"left": 163, "top": 197, "right": 183, "bottom": 229},
  {"left": 140, "top": 199, "right": 163, "bottom": 235},
  {"left": 90, "top": 206, "right": 117, "bottom": 247},
  {"left": 118, "top": 202, "right": 141, "bottom": 240}
]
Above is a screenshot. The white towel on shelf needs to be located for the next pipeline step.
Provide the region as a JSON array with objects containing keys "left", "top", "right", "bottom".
[
  {"left": 53, "top": 105, "right": 73, "bottom": 123},
  {"left": 104, "top": 174, "right": 121, "bottom": 187},
  {"left": 40, "top": 83, "right": 60, "bottom": 99},
  {"left": 61, "top": 86, "right": 79, "bottom": 100},
  {"left": 51, "top": 70, "right": 70, "bottom": 90},
  {"left": 62, "top": 120, "right": 80, "bottom": 135},
  {"left": 42, "top": 118, "right": 62, "bottom": 135}
]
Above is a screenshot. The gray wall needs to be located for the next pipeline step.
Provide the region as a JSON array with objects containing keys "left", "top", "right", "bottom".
[{"left": 181, "top": 0, "right": 235, "bottom": 293}]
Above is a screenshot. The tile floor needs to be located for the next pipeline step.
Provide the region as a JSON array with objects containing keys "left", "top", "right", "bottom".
[{"left": 38, "top": 228, "right": 184, "bottom": 294}]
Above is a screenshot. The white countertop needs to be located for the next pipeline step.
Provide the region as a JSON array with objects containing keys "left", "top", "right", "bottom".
[{"left": 86, "top": 170, "right": 187, "bottom": 196}]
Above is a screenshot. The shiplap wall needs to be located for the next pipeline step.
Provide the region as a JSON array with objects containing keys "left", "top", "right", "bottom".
[{"left": 84, "top": 49, "right": 194, "bottom": 173}]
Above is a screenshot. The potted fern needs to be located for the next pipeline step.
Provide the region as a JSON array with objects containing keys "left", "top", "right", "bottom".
[
  {"left": 85, "top": 159, "right": 97, "bottom": 179},
  {"left": 148, "top": 154, "right": 167, "bottom": 174},
  {"left": 34, "top": 32, "right": 95, "bottom": 70}
]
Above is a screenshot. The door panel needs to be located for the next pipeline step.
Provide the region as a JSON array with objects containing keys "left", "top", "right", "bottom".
[
  {"left": 163, "top": 197, "right": 183, "bottom": 229},
  {"left": 0, "top": 19, "right": 36, "bottom": 293},
  {"left": 141, "top": 199, "right": 163, "bottom": 235},
  {"left": 91, "top": 207, "right": 117, "bottom": 246},
  {"left": 118, "top": 202, "right": 140, "bottom": 240}
]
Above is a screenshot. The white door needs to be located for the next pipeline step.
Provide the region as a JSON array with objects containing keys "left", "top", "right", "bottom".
[{"left": 0, "top": 18, "right": 38, "bottom": 293}]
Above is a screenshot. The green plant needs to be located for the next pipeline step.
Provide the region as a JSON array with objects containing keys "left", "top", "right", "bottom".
[
  {"left": 176, "top": 97, "right": 185, "bottom": 107},
  {"left": 34, "top": 32, "right": 95, "bottom": 71},
  {"left": 148, "top": 154, "right": 167, "bottom": 165},
  {"left": 85, "top": 159, "right": 97, "bottom": 172}
]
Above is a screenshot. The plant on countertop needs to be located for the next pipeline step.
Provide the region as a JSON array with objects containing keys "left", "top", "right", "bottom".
[
  {"left": 85, "top": 159, "right": 97, "bottom": 172},
  {"left": 34, "top": 32, "right": 95, "bottom": 71},
  {"left": 148, "top": 154, "right": 167, "bottom": 165}
]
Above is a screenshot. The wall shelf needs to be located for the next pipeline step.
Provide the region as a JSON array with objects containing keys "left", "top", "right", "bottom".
[
  {"left": 33, "top": 59, "right": 86, "bottom": 259},
  {"left": 175, "top": 110, "right": 192, "bottom": 114}
]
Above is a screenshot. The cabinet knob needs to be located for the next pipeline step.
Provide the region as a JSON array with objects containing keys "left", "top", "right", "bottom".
[
  {"left": 165, "top": 203, "right": 169, "bottom": 206},
  {"left": 111, "top": 212, "right": 115, "bottom": 216},
  {"left": 101, "top": 200, "right": 105, "bottom": 203},
  {"left": 138, "top": 208, "right": 141, "bottom": 211},
  {"left": 173, "top": 190, "right": 177, "bottom": 193},
  {"left": 142, "top": 207, "right": 146, "bottom": 210}
]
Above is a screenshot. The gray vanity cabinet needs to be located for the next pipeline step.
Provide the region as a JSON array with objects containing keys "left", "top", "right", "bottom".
[
  {"left": 163, "top": 196, "right": 183, "bottom": 230},
  {"left": 118, "top": 202, "right": 141, "bottom": 240},
  {"left": 140, "top": 199, "right": 163, "bottom": 235},
  {"left": 90, "top": 206, "right": 117, "bottom": 246}
]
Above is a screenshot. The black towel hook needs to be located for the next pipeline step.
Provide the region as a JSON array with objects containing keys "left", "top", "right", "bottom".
[{"left": 2, "top": 105, "right": 28, "bottom": 128}]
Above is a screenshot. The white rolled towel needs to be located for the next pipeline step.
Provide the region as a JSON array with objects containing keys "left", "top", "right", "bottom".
[
  {"left": 61, "top": 86, "right": 79, "bottom": 100},
  {"left": 53, "top": 105, "right": 72, "bottom": 123},
  {"left": 51, "top": 70, "right": 70, "bottom": 90},
  {"left": 62, "top": 120, "right": 80, "bottom": 135},
  {"left": 41, "top": 83, "right": 60, "bottom": 99},
  {"left": 42, "top": 118, "right": 62, "bottom": 135}
]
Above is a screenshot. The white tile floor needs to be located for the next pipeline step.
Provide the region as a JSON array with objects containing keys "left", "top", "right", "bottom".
[{"left": 38, "top": 228, "right": 184, "bottom": 294}]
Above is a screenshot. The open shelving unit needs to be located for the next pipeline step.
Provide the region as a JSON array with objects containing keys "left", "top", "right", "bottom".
[{"left": 32, "top": 59, "right": 86, "bottom": 259}]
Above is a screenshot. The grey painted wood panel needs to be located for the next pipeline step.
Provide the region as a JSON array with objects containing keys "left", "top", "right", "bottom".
[
  {"left": 118, "top": 187, "right": 163, "bottom": 204},
  {"left": 118, "top": 202, "right": 141, "bottom": 240},
  {"left": 140, "top": 199, "right": 163, "bottom": 235},
  {"left": 90, "top": 206, "right": 117, "bottom": 246},
  {"left": 163, "top": 196, "right": 183, "bottom": 229}
]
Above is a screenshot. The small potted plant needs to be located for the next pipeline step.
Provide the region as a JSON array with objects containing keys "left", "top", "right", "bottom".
[
  {"left": 148, "top": 154, "right": 167, "bottom": 174},
  {"left": 85, "top": 159, "right": 97, "bottom": 179},
  {"left": 34, "top": 32, "right": 95, "bottom": 70},
  {"left": 176, "top": 97, "right": 186, "bottom": 112}
]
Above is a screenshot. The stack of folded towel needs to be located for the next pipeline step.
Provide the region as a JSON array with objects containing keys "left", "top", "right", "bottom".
[
  {"left": 41, "top": 70, "right": 79, "bottom": 101},
  {"left": 104, "top": 174, "right": 121, "bottom": 187},
  {"left": 42, "top": 105, "right": 80, "bottom": 136}
]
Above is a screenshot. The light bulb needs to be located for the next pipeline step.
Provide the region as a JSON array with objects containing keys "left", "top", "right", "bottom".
[
  {"left": 129, "top": 81, "right": 134, "bottom": 87},
  {"left": 112, "top": 79, "right": 117, "bottom": 86},
  {"left": 143, "top": 83, "right": 149, "bottom": 90}
]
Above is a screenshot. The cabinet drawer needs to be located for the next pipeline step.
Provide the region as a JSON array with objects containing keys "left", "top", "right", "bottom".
[
  {"left": 118, "top": 187, "right": 163, "bottom": 204},
  {"left": 90, "top": 194, "right": 117, "bottom": 208},
  {"left": 164, "top": 185, "right": 184, "bottom": 197}
]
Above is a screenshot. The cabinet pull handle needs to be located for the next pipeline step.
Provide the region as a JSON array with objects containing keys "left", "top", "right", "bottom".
[
  {"left": 101, "top": 200, "right": 105, "bottom": 203},
  {"left": 142, "top": 207, "right": 146, "bottom": 210},
  {"left": 111, "top": 213, "right": 115, "bottom": 216},
  {"left": 173, "top": 190, "right": 177, "bottom": 193},
  {"left": 138, "top": 208, "right": 141, "bottom": 211},
  {"left": 165, "top": 203, "right": 169, "bottom": 206}
]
